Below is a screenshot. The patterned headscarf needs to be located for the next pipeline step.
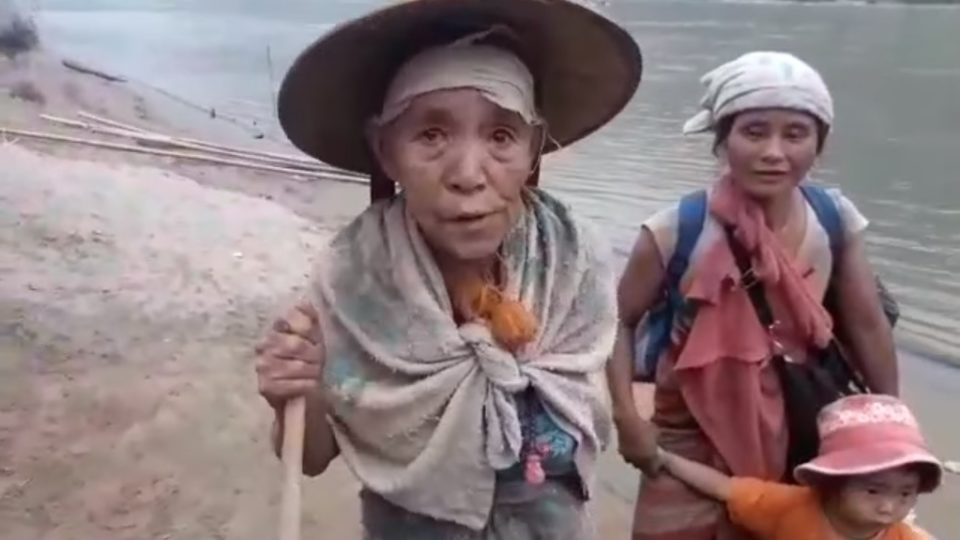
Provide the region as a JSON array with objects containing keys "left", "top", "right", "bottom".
[{"left": 683, "top": 51, "right": 834, "bottom": 134}]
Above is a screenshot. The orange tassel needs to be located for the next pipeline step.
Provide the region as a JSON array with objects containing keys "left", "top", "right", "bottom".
[
  {"left": 489, "top": 298, "right": 538, "bottom": 352},
  {"left": 452, "top": 274, "right": 538, "bottom": 352}
]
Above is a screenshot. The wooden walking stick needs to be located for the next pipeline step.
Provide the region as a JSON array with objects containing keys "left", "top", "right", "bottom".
[{"left": 279, "top": 396, "right": 307, "bottom": 540}]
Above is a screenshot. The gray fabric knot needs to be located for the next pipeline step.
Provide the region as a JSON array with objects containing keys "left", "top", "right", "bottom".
[
  {"left": 459, "top": 322, "right": 527, "bottom": 469},
  {"left": 458, "top": 322, "right": 528, "bottom": 393}
]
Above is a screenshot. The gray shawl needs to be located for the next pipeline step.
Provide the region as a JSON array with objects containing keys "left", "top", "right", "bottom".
[{"left": 310, "top": 188, "right": 616, "bottom": 530}]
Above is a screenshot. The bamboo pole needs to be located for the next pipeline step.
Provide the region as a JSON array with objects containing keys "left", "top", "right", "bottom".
[
  {"left": 177, "top": 137, "right": 321, "bottom": 167},
  {"left": 76, "top": 110, "right": 152, "bottom": 134},
  {"left": 266, "top": 45, "right": 278, "bottom": 115},
  {"left": 62, "top": 59, "right": 127, "bottom": 83},
  {"left": 76, "top": 109, "right": 332, "bottom": 168},
  {"left": 41, "top": 114, "right": 160, "bottom": 140},
  {"left": 0, "top": 126, "right": 367, "bottom": 185},
  {"left": 42, "top": 113, "right": 366, "bottom": 181},
  {"left": 41, "top": 114, "right": 325, "bottom": 172},
  {"left": 279, "top": 397, "right": 306, "bottom": 540}
]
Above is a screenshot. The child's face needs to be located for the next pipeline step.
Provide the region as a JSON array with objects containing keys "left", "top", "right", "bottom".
[{"left": 835, "top": 467, "right": 921, "bottom": 529}]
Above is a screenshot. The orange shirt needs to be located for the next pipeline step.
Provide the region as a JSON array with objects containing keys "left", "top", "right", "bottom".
[{"left": 727, "top": 478, "right": 929, "bottom": 540}]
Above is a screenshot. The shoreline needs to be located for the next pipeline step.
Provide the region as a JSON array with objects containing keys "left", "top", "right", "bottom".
[
  {"left": 901, "top": 343, "right": 960, "bottom": 372},
  {"left": 0, "top": 45, "right": 371, "bottom": 223}
]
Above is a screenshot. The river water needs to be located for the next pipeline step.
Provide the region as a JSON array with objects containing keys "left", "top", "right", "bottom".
[{"left": 33, "top": 0, "right": 960, "bottom": 363}]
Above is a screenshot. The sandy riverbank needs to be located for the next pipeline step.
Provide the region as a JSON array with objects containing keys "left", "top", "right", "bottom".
[{"left": 0, "top": 46, "right": 955, "bottom": 539}]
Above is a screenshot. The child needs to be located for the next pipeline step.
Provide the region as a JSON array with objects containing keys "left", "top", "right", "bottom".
[{"left": 659, "top": 394, "right": 943, "bottom": 539}]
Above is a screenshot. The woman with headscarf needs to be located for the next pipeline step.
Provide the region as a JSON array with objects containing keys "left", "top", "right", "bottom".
[
  {"left": 607, "top": 52, "right": 900, "bottom": 539},
  {"left": 254, "top": 1, "right": 642, "bottom": 538}
]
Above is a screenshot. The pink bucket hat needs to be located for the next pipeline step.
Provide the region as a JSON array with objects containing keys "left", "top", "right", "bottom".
[{"left": 794, "top": 395, "right": 942, "bottom": 492}]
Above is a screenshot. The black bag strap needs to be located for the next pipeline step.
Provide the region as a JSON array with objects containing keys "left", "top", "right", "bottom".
[
  {"left": 724, "top": 227, "right": 777, "bottom": 330},
  {"left": 723, "top": 226, "right": 868, "bottom": 393}
]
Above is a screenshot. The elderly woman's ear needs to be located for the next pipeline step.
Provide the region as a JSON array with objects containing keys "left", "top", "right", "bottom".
[
  {"left": 369, "top": 119, "right": 415, "bottom": 194},
  {"left": 529, "top": 126, "right": 548, "bottom": 167},
  {"left": 366, "top": 122, "right": 396, "bottom": 184}
]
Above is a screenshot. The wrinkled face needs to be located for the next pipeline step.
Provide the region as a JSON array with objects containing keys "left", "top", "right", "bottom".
[
  {"left": 373, "top": 88, "right": 538, "bottom": 263},
  {"left": 722, "top": 108, "right": 821, "bottom": 200},
  {"left": 834, "top": 467, "right": 921, "bottom": 531}
]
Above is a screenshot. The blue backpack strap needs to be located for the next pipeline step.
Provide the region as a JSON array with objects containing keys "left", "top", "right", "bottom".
[
  {"left": 639, "top": 190, "right": 707, "bottom": 378},
  {"left": 801, "top": 183, "right": 897, "bottom": 326},
  {"left": 800, "top": 184, "right": 843, "bottom": 263},
  {"left": 667, "top": 189, "right": 708, "bottom": 289}
]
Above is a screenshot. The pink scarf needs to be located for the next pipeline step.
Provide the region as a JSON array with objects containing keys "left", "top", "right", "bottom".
[{"left": 672, "top": 175, "right": 834, "bottom": 478}]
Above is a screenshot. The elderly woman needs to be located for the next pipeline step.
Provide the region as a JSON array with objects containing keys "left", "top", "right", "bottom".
[
  {"left": 607, "top": 52, "right": 900, "bottom": 539},
  {"left": 254, "top": 1, "right": 642, "bottom": 538}
]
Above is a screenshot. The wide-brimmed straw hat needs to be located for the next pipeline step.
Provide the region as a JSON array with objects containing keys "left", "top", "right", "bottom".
[
  {"left": 278, "top": 0, "right": 642, "bottom": 177},
  {"left": 794, "top": 395, "right": 942, "bottom": 493}
]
